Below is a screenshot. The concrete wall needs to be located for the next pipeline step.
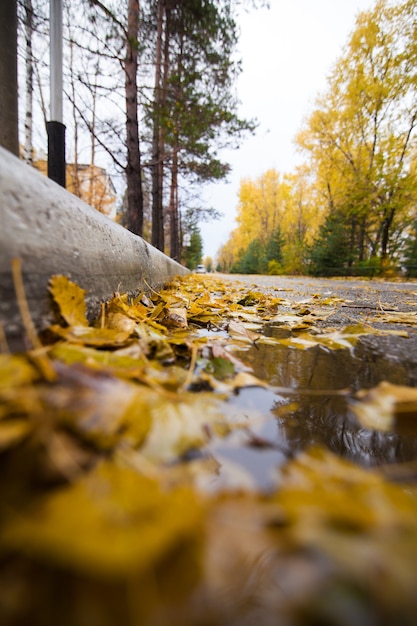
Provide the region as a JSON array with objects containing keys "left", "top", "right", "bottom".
[{"left": 0, "top": 147, "right": 188, "bottom": 349}]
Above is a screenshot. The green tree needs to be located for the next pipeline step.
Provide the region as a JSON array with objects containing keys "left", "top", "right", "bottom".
[
  {"left": 309, "top": 210, "right": 352, "bottom": 276},
  {"left": 265, "top": 225, "right": 284, "bottom": 268},
  {"left": 402, "top": 224, "right": 417, "bottom": 277},
  {"left": 184, "top": 228, "right": 203, "bottom": 269},
  {"left": 233, "top": 238, "right": 264, "bottom": 274}
]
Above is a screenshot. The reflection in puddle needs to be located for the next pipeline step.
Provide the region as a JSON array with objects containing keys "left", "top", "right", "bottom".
[{"left": 210, "top": 338, "right": 417, "bottom": 490}]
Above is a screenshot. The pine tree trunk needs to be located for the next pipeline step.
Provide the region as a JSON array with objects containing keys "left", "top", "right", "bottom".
[
  {"left": 151, "top": 0, "right": 165, "bottom": 250},
  {"left": 125, "top": 0, "right": 143, "bottom": 236},
  {"left": 169, "top": 145, "right": 179, "bottom": 260},
  {"left": 381, "top": 208, "right": 395, "bottom": 261}
]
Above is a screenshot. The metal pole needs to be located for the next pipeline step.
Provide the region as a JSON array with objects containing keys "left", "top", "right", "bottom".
[
  {"left": 50, "top": 0, "right": 63, "bottom": 123},
  {"left": 47, "top": 0, "right": 66, "bottom": 187},
  {"left": 0, "top": 0, "right": 19, "bottom": 155}
]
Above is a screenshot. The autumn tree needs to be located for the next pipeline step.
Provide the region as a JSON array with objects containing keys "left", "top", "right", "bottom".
[
  {"left": 221, "top": 168, "right": 318, "bottom": 274},
  {"left": 298, "top": 0, "right": 417, "bottom": 270}
]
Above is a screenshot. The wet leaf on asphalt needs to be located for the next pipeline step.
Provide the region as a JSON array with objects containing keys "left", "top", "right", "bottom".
[{"left": 353, "top": 382, "right": 417, "bottom": 432}]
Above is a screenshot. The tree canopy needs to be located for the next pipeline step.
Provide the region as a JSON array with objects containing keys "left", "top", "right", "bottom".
[{"left": 219, "top": 0, "right": 417, "bottom": 276}]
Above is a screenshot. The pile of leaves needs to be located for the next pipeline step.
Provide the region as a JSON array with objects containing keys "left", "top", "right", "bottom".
[{"left": 1, "top": 272, "right": 417, "bottom": 626}]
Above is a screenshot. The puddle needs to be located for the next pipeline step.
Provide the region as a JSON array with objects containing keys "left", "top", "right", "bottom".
[{"left": 208, "top": 338, "right": 417, "bottom": 491}]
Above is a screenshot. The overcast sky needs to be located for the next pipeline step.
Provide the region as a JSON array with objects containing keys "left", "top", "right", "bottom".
[{"left": 201, "top": 0, "right": 377, "bottom": 261}]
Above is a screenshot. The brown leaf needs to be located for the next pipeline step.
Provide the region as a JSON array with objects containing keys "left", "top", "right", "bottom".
[{"left": 161, "top": 307, "right": 188, "bottom": 329}]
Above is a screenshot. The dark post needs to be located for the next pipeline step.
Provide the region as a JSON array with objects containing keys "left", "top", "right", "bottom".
[
  {"left": 47, "top": 121, "right": 66, "bottom": 187},
  {"left": 0, "top": 0, "right": 19, "bottom": 155},
  {"left": 47, "top": 0, "right": 66, "bottom": 187}
]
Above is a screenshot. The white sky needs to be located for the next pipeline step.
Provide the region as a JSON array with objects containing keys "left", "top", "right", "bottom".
[{"left": 201, "top": 0, "right": 377, "bottom": 261}]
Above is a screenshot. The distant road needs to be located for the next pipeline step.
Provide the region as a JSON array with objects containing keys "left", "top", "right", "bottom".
[
  {"left": 212, "top": 272, "right": 417, "bottom": 377},
  {"left": 215, "top": 273, "right": 416, "bottom": 304},
  {"left": 215, "top": 273, "right": 417, "bottom": 317},
  {"left": 212, "top": 271, "right": 417, "bottom": 330}
]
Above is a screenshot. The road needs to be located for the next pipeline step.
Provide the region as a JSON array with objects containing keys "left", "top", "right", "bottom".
[{"left": 212, "top": 273, "right": 417, "bottom": 384}]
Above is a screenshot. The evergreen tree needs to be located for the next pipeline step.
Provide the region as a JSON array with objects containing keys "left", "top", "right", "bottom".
[
  {"left": 234, "top": 238, "right": 265, "bottom": 274},
  {"left": 403, "top": 224, "right": 417, "bottom": 277},
  {"left": 184, "top": 228, "right": 203, "bottom": 269},
  {"left": 309, "top": 211, "right": 351, "bottom": 276},
  {"left": 265, "top": 225, "right": 284, "bottom": 268}
]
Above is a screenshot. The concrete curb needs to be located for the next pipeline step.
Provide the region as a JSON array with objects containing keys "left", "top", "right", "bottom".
[{"left": 0, "top": 147, "right": 188, "bottom": 349}]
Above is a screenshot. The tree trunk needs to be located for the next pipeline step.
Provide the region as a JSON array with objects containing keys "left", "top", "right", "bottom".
[
  {"left": 23, "top": 0, "right": 34, "bottom": 164},
  {"left": 381, "top": 208, "right": 395, "bottom": 260},
  {"left": 151, "top": 0, "right": 165, "bottom": 250},
  {"left": 68, "top": 23, "right": 81, "bottom": 198},
  {"left": 169, "top": 145, "right": 179, "bottom": 260},
  {"left": 348, "top": 217, "right": 356, "bottom": 267},
  {"left": 125, "top": 0, "right": 143, "bottom": 236},
  {"left": 358, "top": 218, "right": 366, "bottom": 262},
  {"left": 88, "top": 63, "right": 98, "bottom": 208},
  {"left": 0, "top": 0, "right": 18, "bottom": 155}
]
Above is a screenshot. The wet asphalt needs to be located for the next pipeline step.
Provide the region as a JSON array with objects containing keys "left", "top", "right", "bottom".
[{"left": 215, "top": 273, "right": 417, "bottom": 385}]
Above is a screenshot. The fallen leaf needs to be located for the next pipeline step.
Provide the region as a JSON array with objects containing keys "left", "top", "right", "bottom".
[
  {"left": 353, "top": 382, "right": 417, "bottom": 432},
  {"left": 0, "top": 354, "right": 38, "bottom": 390},
  {"left": 227, "top": 320, "right": 260, "bottom": 343},
  {"left": 140, "top": 391, "right": 228, "bottom": 462},
  {"left": 232, "top": 372, "right": 268, "bottom": 389},
  {"left": 374, "top": 311, "right": 417, "bottom": 325},
  {"left": 0, "top": 419, "right": 32, "bottom": 450},
  {"left": 49, "top": 275, "right": 88, "bottom": 327},
  {"left": 161, "top": 307, "right": 188, "bottom": 329},
  {"left": 2, "top": 462, "right": 204, "bottom": 578},
  {"left": 50, "top": 325, "right": 132, "bottom": 347}
]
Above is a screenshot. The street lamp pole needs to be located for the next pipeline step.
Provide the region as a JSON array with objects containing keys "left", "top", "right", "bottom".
[{"left": 47, "top": 0, "right": 66, "bottom": 187}]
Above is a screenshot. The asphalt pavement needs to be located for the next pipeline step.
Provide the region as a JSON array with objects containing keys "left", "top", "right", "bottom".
[{"left": 216, "top": 273, "right": 417, "bottom": 385}]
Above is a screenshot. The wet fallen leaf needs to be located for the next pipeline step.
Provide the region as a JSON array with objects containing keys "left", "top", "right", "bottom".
[
  {"left": 0, "top": 419, "right": 32, "bottom": 450},
  {"left": 374, "top": 311, "right": 417, "bottom": 325},
  {"left": 353, "top": 382, "right": 417, "bottom": 432},
  {"left": 161, "top": 306, "right": 188, "bottom": 328},
  {"left": 49, "top": 275, "right": 88, "bottom": 327},
  {"left": 2, "top": 462, "right": 204, "bottom": 578},
  {"left": 0, "top": 354, "right": 38, "bottom": 390},
  {"left": 232, "top": 371, "right": 268, "bottom": 389},
  {"left": 227, "top": 320, "right": 261, "bottom": 343},
  {"left": 50, "top": 324, "right": 132, "bottom": 347},
  {"left": 139, "top": 391, "right": 230, "bottom": 462}
]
